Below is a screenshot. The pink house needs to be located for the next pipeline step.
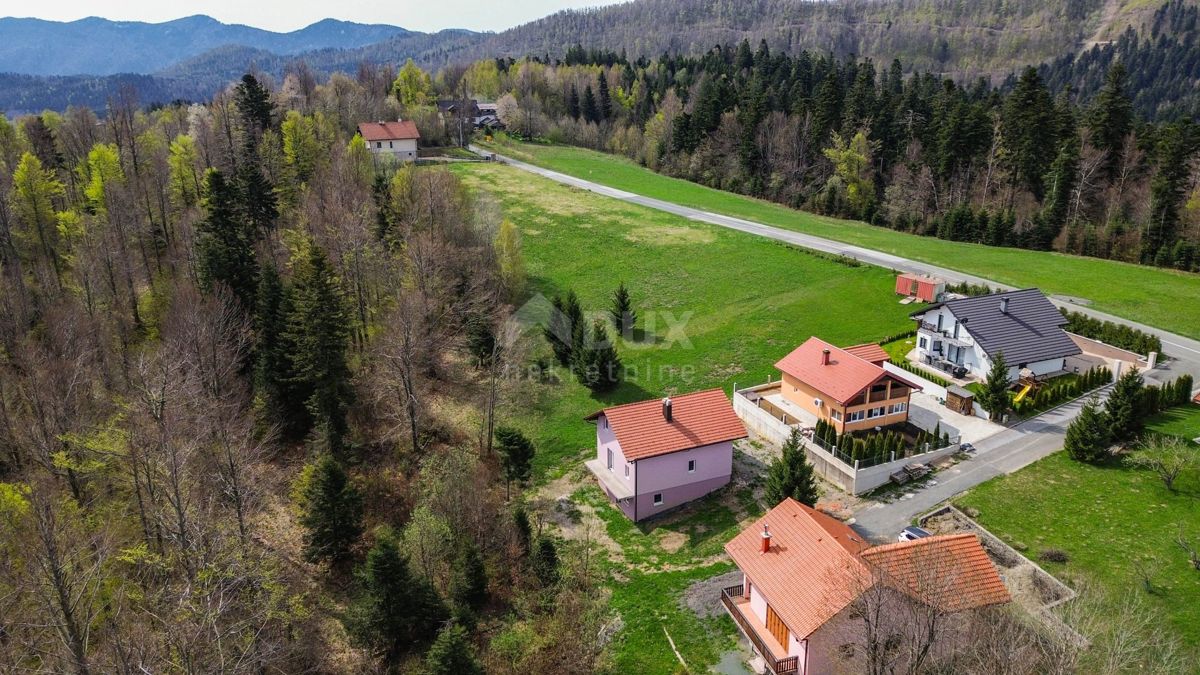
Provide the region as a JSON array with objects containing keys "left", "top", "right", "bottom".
[{"left": 584, "top": 389, "right": 748, "bottom": 521}]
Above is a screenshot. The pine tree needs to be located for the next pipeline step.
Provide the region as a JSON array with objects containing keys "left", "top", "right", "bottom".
[
  {"left": 544, "top": 294, "right": 574, "bottom": 367},
  {"left": 1042, "top": 103, "right": 1080, "bottom": 233},
  {"left": 1065, "top": 396, "right": 1111, "bottom": 462},
  {"left": 234, "top": 158, "right": 278, "bottom": 235},
  {"left": 609, "top": 282, "right": 636, "bottom": 337},
  {"left": 423, "top": 624, "right": 483, "bottom": 675},
  {"left": 495, "top": 426, "right": 535, "bottom": 497},
  {"left": 300, "top": 454, "right": 363, "bottom": 563},
  {"left": 255, "top": 264, "right": 309, "bottom": 437},
  {"left": 597, "top": 73, "right": 612, "bottom": 121},
  {"left": 1001, "top": 67, "right": 1057, "bottom": 199},
  {"left": 1087, "top": 62, "right": 1133, "bottom": 184},
  {"left": 979, "top": 351, "right": 1011, "bottom": 420},
  {"left": 234, "top": 73, "right": 273, "bottom": 142},
  {"left": 448, "top": 543, "right": 488, "bottom": 617},
  {"left": 567, "top": 84, "right": 581, "bottom": 120},
  {"left": 346, "top": 527, "right": 447, "bottom": 660},
  {"left": 286, "top": 245, "right": 354, "bottom": 452},
  {"left": 196, "top": 169, "right": 259, "bottom": 308},
  {"left": 532, "top": 537, "right": 560, "bottom": 586},
  {"left": 763, "top": 429, "right": 819, "bottom": 507},
  {"left": 571, "top": 320, "right": 622, "bottom": 391},
  {"left": 581, "top": 85, "right": 600, "bottom": 124},
  {"left": 513, "top": 506, "right": 532, "bottom": 557},
  {"left": 1105, "top": 367, "right": 1144, "bottom": 442}
]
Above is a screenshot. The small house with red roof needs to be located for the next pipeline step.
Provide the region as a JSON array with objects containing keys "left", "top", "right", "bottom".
[
  {"left": 775, "top": 337, "right": 921, "bottom": 435},
  {"left": 721, "top": 499, "right": 1010, "bottom": 674},
  {"left": 357, "top": 120, "right": 421, "bottom": 161},
  {"left": 585, "top": 388, "right": 747, "bottom": 521}
]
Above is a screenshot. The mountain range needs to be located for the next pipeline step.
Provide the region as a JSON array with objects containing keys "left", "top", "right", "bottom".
[{"left": 0, "top": 0, "right": 1195, "bottom": 115}]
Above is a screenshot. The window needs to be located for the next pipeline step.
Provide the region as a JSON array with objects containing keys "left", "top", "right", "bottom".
[
  {"left": 889, "top": 402, "right": 907, "bottom": 415},
  {"left": 847, "top": 410, "right": 864, "bottom": 423},
  {"left": 606, "top": 448, "right": 613, "bottom": 471},
  {"left": 830, "top": 409, "right": 843, "bottom": 421},
  {"left": 653, "top": 493, "right": 663, "bottom": 506},
  {"left": 866, "top": 407, "right": 886, "bottom": 419},
  {"left": 388, "top": 141, "right": 393, "bottom": 148},
  {"left": 602, "top": 417, "right": 608, "bottom": 429},
  {"left": 918, "top": 337, "right": 927, "bottom": 349},
  {"left": 936, "top": 314, "right": 944, "bottom": 331},
  {"left": 687, "top": 459, "right": 696, "bottom": 473},
  {"left": 375, "top": 141, "right": 382, "bottom": 148},
  {"left": 624, "top": 463, "right": 630, "bottom": 478}
]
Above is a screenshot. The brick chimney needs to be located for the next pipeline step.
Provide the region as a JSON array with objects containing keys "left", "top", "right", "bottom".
[
  {"left": 821, "top": 348, "right": 831, "bottom": 366},
  {"left": 662, "top": 397, "right": 673, "bottom": 422},
  {"left": 761, "top": 523, "right": 771, "bottom": 553}
]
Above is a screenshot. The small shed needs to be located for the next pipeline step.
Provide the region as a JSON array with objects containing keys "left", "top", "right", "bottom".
[
  {"left": 895, "top": 273, "right": 946, "bottom": 303},
  {"left": 945, "top": 384, "right": 975, "bottom": 416}
]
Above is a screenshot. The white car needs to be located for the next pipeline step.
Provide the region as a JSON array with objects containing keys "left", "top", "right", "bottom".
[{"left": 897, "top": 526, "right": 932, "bottom": 543}]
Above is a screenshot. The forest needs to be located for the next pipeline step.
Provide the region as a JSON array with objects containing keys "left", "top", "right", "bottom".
[
  {"left": 0, "top": 71, "right": 607, "bottom": 673},
  {"left": 467, "top": 1, "right": 1200, "bottom": 270}
]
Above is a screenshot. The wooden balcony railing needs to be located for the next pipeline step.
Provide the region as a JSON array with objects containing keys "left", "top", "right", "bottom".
[{"left": 720, "top": 586, "right": 800, "bottom": 674}]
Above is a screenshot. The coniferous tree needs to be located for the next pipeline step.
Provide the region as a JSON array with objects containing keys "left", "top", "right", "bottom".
[
  {"left": 610, "top": 282, "right": 636, "bottom": 337},
  {"left": 763, "top": 429, "right": 819, "bottom": 507},
  {"left": 1065, "top": 396, "right": 1111, "bottom": 462},
  {"left": 532, "top": 536, "right": 560, "bottom": 587},
  {"left": 1002, "top": 67, "right": 1057, "bottom": 199},
  {"left": 597, "top": 73, "right": 612, "bottom": 121},
  {"left": 196, "top": 169, "right": 259, "bottom": 308},
  {"left": 1105, "top": 367, "right": 1145, "bottom": 442},
  {"left": 301, "top": 454, "right": 363, "bottom": 564},
  {"left": 572, "top": 320, "right": 622, "bottom": 391},
  {"left": 567, "top": 84, "right": 581, "bottom": 120},
  {"left": 234, "top": 159, "right": 278, "bottom": 235},
  {"left": 544, "top": 292, "right": 583, "bottom": 367},
  {"left": 581, "top": 85, "right": 600, "bottom": 124},
  {"left": 978, "top": 352, "right": 1011, "bottom": 420},
  {"left": 1087, "top": 62, "right": 1133, "bottom": 184},
  {"left": 234, "top": 73, "right": 273, "bottom": 142},
  {"left": 255, "top": 264, "right": 309, "bottom": 437},
  {"left": 346, "top": 527, "right": 447, "bottom": 660},
  {"left": 513, "top": 506, "right": 532, "bottom": 557},
  {"left": 495, "top": 426, "right": 535, "bottom": 498},
  {"left": 423, "top": 624, "right": 483, "bottom": 675},
  {"left": 1145, "top": 123, "right": 1194, "bottom": 264},
  {"left": 448, "top": 543, "right": 488, "bottom": 618},
  {"left": 286, "top": 245, "right": 354, "bottom": 452},
  {"left": 1042, "top": 104, "right": 1080, "bottom": 235}
]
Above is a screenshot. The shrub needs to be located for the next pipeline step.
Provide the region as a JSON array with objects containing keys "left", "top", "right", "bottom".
[{"left": 1039, "top": 548, "right": 1071, "bottom": 564}]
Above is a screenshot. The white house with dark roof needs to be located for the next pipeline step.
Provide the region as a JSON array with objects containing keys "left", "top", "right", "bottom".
[{"left": 910, "top": 288, "right": 1081, "bottom": 382}]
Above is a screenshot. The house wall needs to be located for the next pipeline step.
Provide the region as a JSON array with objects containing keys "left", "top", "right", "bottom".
[
  {"left": 915, "top": 307, "right": 988, "bottom": 377},
  {"left": 594, "top": 415, "right": 636, "bottom": 520},
  {"left": 749, "top": 582, "right": 768, "bottom": 624},
  {"left": 367, "top": 138, "right": 418, "bottom": 161},
  {"left": 632, "top": 441, "right": 732, "bottom": 520}
]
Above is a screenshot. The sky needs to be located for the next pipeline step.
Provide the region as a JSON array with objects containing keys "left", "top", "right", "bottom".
[{"left": 4, "top": 0, "right": 629, "bottom": 33}]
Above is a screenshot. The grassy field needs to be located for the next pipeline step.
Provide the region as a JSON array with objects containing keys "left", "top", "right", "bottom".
[
  {"left": 479, "top": 137, "right": 1200, "bottom": 340},
  {"left": 450, "top": 160, "right": 921, "bottom": 672},
  {"left": 956, "top": 406, "right": 1200, "bottom": 648}
]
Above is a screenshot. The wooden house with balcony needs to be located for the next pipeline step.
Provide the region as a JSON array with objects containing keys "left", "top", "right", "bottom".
[
  {"left": 722, "top": 499, "right": 1011, "bottom": 674},
  {"left": 774, "top": 337, "right": 922, "bottom": 435},
  {"left": 910, "top": 288, "right": 1080, "bottom": 382}
]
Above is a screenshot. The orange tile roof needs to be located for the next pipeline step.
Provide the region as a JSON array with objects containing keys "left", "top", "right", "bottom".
[
  {"left": 726, "top": 502, "right": 1009, "bottom": 640},
  {"left": 358, "top": 120, "right": 420, "bottom": 141},
  {"left": 860, "top": 534, "right": 1012, "bottom": 612},
  {"left": 585, "top": 388, "right": 747, "bottom": 461},
  {"left": 843, "top": 343, "right": 890, "bottom": 365},
  {"left": 725, "top": 499, "right": 870, "bottom": 639},
  {"left": 775, "top": 337, "right": 920, "bottom": 404}
]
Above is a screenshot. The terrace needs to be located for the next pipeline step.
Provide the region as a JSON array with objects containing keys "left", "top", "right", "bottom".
[{"left": 720, "top": 585, "right": 799, "bottom": 675}]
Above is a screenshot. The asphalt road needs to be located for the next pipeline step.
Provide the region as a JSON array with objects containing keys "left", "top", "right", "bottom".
[{"left": 475, "top": 145, "right": 1200, "bottom": 541}]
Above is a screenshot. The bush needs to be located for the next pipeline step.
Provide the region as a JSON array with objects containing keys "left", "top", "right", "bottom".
[
  {"left": 1060, "top": 308, "right": 1164, "bottom": 356},
  {"left": 1039, "top": 548, "right": 1071, "bottom": 564}
]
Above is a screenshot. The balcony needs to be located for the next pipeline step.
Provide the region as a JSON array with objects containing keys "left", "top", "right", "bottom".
[
  {"left": 917, "top": 322, "right": 971, "bottom": 347},
  {"left": 721, "top": 585, "right": 800, "bottom": 675}
]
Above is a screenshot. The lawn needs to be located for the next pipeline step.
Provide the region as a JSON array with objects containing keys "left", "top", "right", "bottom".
[
  {"left": 955, "top": 449, "right": 1200, "bottom": 648},
  {"left": 479, "top": 136, "right": 1200, "bottom": 340},
  {"left": 1146, "top": 403, "right": 1200, "bottom": 443},
  {"left": 450, "top": 160, "right": 921, "bottom": 673}
]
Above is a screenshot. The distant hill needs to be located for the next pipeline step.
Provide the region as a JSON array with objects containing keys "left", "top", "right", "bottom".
[{"left": 0, "top": 15, "right": 413, "bottom": 76}]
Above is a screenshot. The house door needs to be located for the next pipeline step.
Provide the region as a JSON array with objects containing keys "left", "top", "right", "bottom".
[{"left": 765, "top": 604, "right": 788, "bottom": 648}]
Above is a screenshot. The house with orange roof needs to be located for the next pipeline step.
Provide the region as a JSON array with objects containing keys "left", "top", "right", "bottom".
[
  {"left": 584, "top": 388, "right": 747, "bottom": 521},
  {"left": 775, "top": 337, "right": 921, "bottom": 435},
  {"left": 721, "top": 499, "right": 1010, "bottom": 674},
  {"left": 357, "top": 120, "right": 421, "bottom": 161}
]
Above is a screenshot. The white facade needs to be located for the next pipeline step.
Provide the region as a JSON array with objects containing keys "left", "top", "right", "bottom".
[
  {"left": 366, "top": 137, "right": 418, "bottom": 161},
  {"left": 915, "top": 306, "right": 1067, "bottom": 381}
]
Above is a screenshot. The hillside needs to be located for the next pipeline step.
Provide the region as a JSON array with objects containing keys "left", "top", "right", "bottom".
[{"left": 0, "top": 15, "right": 412, "bottom": 76}]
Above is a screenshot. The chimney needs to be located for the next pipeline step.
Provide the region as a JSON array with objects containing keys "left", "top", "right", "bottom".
[
  {"left": 821, "top": 348, "right": 831, "bottom": 366},
  {"left": 761, "top": 523, "right": 772, "bottom": 553},
  {"left": 1000, "top": 297, "right": 1009, "bottom": 314},
  {"left": 662, "top": 397, "right": 673, "bottom": 422}
]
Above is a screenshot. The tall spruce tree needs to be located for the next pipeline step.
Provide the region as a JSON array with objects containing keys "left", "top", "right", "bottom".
[
  {"left": 763, "top": 429, "right": 819, "bottom": 507},
  {"left": 979, "top": 351, "right": 1011, "bottom": 420},
  {"left": 448, "top": 542, "right": 488, "bottom": 618},
  {"left": 532, "top": 537, "right": 560, "bottom": 587},
  {"left": 1105, "top": 367, "right": 1145, "bottom": 442},
  {"left": 1087, "top": 62, "right": 1133, "bottom": 184},
  {"left": 610, "top": 282, "right": 636, "bottom": 337},
  {"left": 597, "top": 73, "right": 612, "bottom": 121},
  {"left": 346, "top": 527, "right": 447, "bottom": 660},
  {"left": 544, "top": 294, "right": 574, "bottom": 367},
  {"left": 572, "top": 320, "right": 622, "bottom": 391},
  {"left": 254, "top": 264, "right": 309, "bottom": 437},
  {"left": 1001, "top": 67, "right": 1057, "bottom": 199},
  {"left": 1065, "top": 396, "right": 1111, "bottom": 462},
  {"left": 581, "top": 85, "right": 600, "bottom": 124},
  {"left": 196, "top": 169, "right": 259, "bottom": 308},
  {"left": 285, "top": 245, "right": 354, "bottom": 452},
  {"left": 423, "top": 624, "right": 483, "bottom": 675},
  {"left": 300, "top": 454, "right": 363, "bottom": 563},
  {"left": 567, "top": 84, "right": 581, "bottom": 120},
  {"left": 234, "top": 73, "right": 273, "bottom": 143},
  {"left": 495, "top": 427, "right": 535, "bottom": 498}
]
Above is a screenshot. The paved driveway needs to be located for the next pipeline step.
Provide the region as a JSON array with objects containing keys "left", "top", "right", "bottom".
[{"left": 908, "top": 391, "right": 1002, "bottom": 444}]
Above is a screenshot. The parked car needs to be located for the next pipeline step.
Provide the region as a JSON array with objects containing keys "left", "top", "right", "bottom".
[
  {"left": 897, "top": 526, "right": 932, "bottom": 543},
  {"left": 960, "top": 442, "right": 975, "bottom": 453}
]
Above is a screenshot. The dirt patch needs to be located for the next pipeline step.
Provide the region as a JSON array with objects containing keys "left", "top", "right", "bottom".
[
  {"left": 682, "top": 569, "right": 743, "bottom": 619},
  {"left": 535, "top": 472, "right": 627, "bottom": 565},
  {"left": 624, "top": 224, "right": 716, "bottom": 245},
  {"left": 659, "top": 531, "right": 688, "bottom": 553}
]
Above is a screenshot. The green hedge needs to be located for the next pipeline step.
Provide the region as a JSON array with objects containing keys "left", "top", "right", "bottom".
[{"left": 1060, "top": 308, "right": 1164, "bottom": 356}]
